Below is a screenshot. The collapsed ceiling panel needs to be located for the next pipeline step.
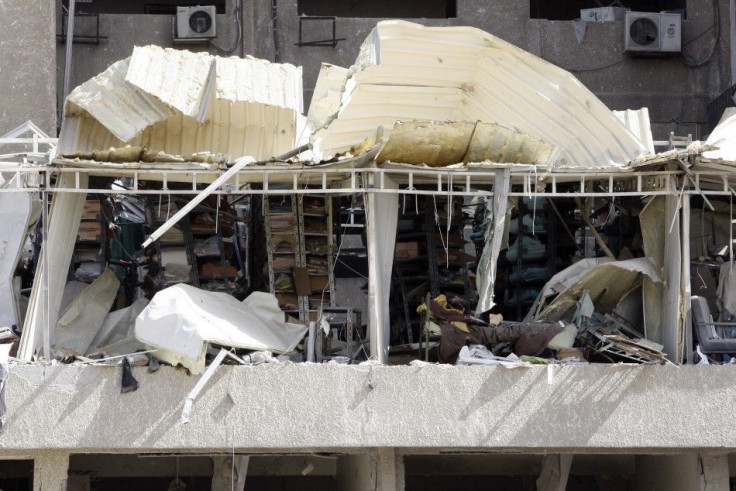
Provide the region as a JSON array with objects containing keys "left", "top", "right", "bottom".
[
  {"left": 61, "top": 47, "right": 304, "bottom": 161},
  {"left": 311, "top": 20, "right": 646, "bottom": 168},
  {"left": 65, "top": 59, "right": 173, "bottom": 143},
  {"left": 126, "top": 45, "right": 214, "bottom": 122}
]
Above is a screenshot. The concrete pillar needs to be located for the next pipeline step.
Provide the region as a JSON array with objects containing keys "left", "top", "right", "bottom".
[
  {"left": 33, "top": 451, "right": 70, "bottom": 491},
  {"left": 699, "top": 454, "right": 729, "bottom": 491},
  {"left": 376, "top": 449, "right": 404, "bottom": 491},
  {"left": 536, "top": 454, "right": 572, "bottom": 491},
  {"left": 336, "top": 454, "right": 374, "bottom": 491},
  {"left": 211, "top": 456, "right": 249, "bottom": 491},
  {"left": 633, "top": 454, "right": 729, "bottom": 491},
  {"left": 336, "top": 450, "right": 404, "bottom": 491}
]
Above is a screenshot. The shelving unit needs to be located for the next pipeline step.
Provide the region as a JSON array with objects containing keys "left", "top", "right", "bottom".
[
  {"left": 143, "top": 196, "right": 247, "bottom": 297},
  {"left": 390, "top": 194, "right": 477, "bottom": 344},
  {"left": 265, "top": 194, "right": 301, "bottom": 311},
  {"left": 264, "top": 192, "right": 336, "bottom": 323},
  {"left": 71, "top": 195, "right": 108, "bottom": 283},
  {"left": 299, "top": 193, "right": 336, "bottom": 319},
  {"left": 501, "top": 197, "right": 556, "bottom": 320}
]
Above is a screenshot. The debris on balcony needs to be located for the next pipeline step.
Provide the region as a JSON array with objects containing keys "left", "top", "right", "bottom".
[
  {"left": 134, "top": 284, "right": 306, "bottom": 374},
  {"left": 5, "top": 20, "right": 736, "bottom": 372}
]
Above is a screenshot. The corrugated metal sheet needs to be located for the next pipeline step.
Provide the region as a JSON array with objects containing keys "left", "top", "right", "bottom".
[
  {"left": 62, "top": 47, "right": 303, "bottom": 161},
  {"left": 702, "top": 107, "right": 736, "bottom": 164},
  {"left": 613, "top": 108, "right": 655, "bottom": 155},
  {"left": 126, "top": 45, "right": 214, "bottom": 121},
  {"left": 65, "top": 59, "right": 173, "bottom": 143},
  {"left": 311, "top": 20, "right": 646, "bottom": 168}
]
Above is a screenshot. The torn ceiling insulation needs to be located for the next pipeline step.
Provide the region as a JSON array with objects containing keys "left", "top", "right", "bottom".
[
  {"left": 375, "top": 121, "right": 561, "bottom": 168},
  {"left": 60, "top": 46, "right": 304, "bottom": 161},
  {"left": 310, "top": 20, "right": 646, "bottom": 169}
]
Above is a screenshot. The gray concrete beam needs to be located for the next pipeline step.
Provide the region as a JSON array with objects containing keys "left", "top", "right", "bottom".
[{"left": 4, "top": 364, "right": 736, "bottom": 453}]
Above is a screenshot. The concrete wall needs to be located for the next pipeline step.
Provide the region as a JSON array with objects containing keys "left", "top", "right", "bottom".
[
  {"left": 4, "top": 363, "right": 736, "bottom": 453},
  {"left": 0, "top": 0, "right": 56, "bottom": 136}
]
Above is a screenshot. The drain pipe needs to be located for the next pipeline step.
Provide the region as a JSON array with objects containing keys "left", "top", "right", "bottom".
[
  {"left": 62, "top": 0, "right": 76, "bottom": 118},
  {"left": 272, "top": 0, "right": 280, "bottom": 62}
]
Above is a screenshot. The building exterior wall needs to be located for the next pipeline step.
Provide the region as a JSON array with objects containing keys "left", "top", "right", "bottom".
[{"left": 0, "top": 0, "right": 56, "bottom": 136}]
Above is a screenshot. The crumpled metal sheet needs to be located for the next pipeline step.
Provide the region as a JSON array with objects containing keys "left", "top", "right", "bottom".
[
  {"left": 61, "top": 46, "right": 303, "bottom": 160},
  {"left": 536, "top": 258, "right": 663, "bottom": 323},
  {"left": 312, "top": 20, "right": 646, "bottom": 167}
]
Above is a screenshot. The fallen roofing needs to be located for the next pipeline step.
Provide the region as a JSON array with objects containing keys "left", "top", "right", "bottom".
[
  {"left": 701, "top": 108, "right": 736, "bottom": 164},
  {"left": 310, "top": 20, "right": 646, "bottom": 169},
  {"left": 61, "top": 46, "right": 303, "bottom": 161}
]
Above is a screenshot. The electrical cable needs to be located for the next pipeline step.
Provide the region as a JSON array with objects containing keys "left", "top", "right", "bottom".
[
  {"left": 209, "top": 0, "right": 242, "bottom": 54},
  {"left": 682, "top": 0, "right": 719, "bottom": 68}
]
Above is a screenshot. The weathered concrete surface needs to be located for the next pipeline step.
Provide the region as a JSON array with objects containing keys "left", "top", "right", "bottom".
[
  {"left": 32, "top": 451, "right": 69, "bottom": 491},
  {"left": 3, "top": 364, "right": 736, "bottom": 453},
  {"left": 0, "top": 0, "right": 56, "bottom": 136}
]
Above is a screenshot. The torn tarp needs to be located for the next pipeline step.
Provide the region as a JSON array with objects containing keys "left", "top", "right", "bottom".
[
  {"left": 135, "top": 285, "right": 307, "bottom": 374},
  {"left": 439, "top": 321, "right": 565, "bottom": 363},
  {"left": 54, "top": 267, "right": 120, "bottom": 355},
  {"left": 535, "top": 258, "right": 663, "bottom": 323},
  {"left": 0, "top": 182, "right": 34, "bottom": 330},
  {"left": 475, "top": 170, "right": 510, "bottom": 315}
]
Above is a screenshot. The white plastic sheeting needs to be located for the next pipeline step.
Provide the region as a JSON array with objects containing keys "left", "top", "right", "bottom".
[
  {"left": 0, "top": 182, "right": 33, "bottom": 329},
  {"left": 365, "top": 175, "right": 399, "bottom": 362},
  {"left": 61, "top": 46, "right": 303, "bottom": 161},
  {"left": 311, "top": 20, "right": 645, "bottom": 168},
  {"left": 613, "top": 108, "right": 655, "bottom": 155},
  {"left": 54, "top": 268, "right": 120, "bottom": 354},
  {"left": 19, "top": 173, "right": 89, "bottom": 361},
  {"left": 135, "top": 285, "right": 307, "bottom": 374}
]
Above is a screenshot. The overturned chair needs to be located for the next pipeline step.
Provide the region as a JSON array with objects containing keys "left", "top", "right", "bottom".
[{"left": 691, "top": 296, "right": 736, "bottom": 356}]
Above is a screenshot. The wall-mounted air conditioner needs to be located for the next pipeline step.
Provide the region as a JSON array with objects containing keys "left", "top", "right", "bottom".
[
  {"left": 175, "top": 5, "right": 216, "bottom": 41},
  {"left": 624, "top": 11, "right": 681, "bottom": 53}
]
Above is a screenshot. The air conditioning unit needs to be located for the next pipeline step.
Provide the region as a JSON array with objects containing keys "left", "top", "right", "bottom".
[
  {"left": 175, "top": 5, "right": 216, "bottom": 40},
  {"left": 624, "top": 11, "right": 681, "bottom": 53}
]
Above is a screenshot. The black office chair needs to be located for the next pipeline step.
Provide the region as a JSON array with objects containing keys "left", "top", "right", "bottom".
[{"left": 691, "top": 296, "right": 736, "bottom": 355}]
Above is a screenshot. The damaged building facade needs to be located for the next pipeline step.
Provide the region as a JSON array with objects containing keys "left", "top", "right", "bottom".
[{"left": 2, "top": 1, "right": 736, "bottom": 490}]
